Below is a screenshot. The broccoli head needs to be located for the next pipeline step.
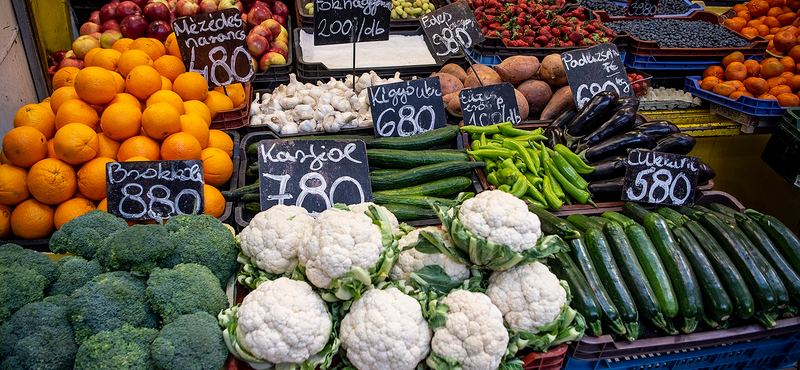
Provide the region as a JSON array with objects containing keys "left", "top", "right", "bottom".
[
  {"left": 42, "top": 294, "right": 72, "bottom": 309},
  {"left": 161, "top": 214, "right": 238, "bottom": 286},
  {"left": 68, "top": 271, "right": 157, "bottom": 344},
  {"left": 46, "top": 256, "right": 106, "bottom": 297},
  {"left": 73, "top": 325, "right": 158, "bottom": 370},
  {"left": 150, "top": 312, "right": 228, "bottom": 370},
  {"left": 146, "top": 263, "right": 229, "bottom": 325},
  {"left": 0, "top": 243, "right": 59, "bottom": 285},
  {"left": 49, "top": 210, "right": 127, "bottom": 258},
  {"left": 0, "top": 301, "right": 77, "bottom": 370},
  {"left": 94, "top": 224, "right": 176, "bottom": 276},
  {"left": 0, "top": 266, "right": 48, "bottom": 323}
]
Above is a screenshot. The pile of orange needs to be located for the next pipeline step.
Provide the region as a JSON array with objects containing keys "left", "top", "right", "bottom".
[
  {"left": 699, "top": 51, "right": 800, "bottom": 107},
  {"left": 0, "top": 35, "right": 243, "bottom": 240},
  {"left": 723, "top": 0, "right": 800, "bottom": 56}
]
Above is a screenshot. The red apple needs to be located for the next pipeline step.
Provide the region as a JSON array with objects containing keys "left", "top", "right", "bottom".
[
  {"left": 259, "top": 51, "right": 285, "bottom": 69},
  {"left": 199, "top": 0, "right": 218, "bottom": 12},
  {"left": 251, "top": 56, "right": 258, "bottom": 72},
  {"left": 80, "top": 22, "right": 103, "bottom": 36},
  {"left": 89, "top": 11, "right": 102, "bottom": 24},
  {"left": 271, "top": 14, "right": 285, "bottom": 26},
  {"left": 100, "top": 30, "right": 123, "bottom": 48},
  {"left": 260, "top": 18, "right": 281, "bottom": 38},
  {"left": 269, "top": 40, "right": 287, "bottom": 57},
  {"left": 271, "top": 1, "right": 288, "bottom": 19},
  {"left": 51, "top": 50, "right": 68, "bottom": 64},
  {"left": 129, "top": 0, "right": 149, "bottom": 9},
  {"left": 176, "top": 0, "right": 200, "bottom": 15},
  {"left": 274, "top": 26, "right": 288, "bottom": 44},
  {"left": 249, "top": 24, "right": 273, "bottom": 42},
  {"left": 72, "top": 35, "right": 100, "bottom": 59},
  {"left": 247, "top": 6, "right": 272, "bottom": 27},
  {"left": 147, "top": 20, "right": 172, "bottom": 41},
  {"left": 266, "top": 46, "right": 286, "bottom": 59},
  {"left": 103, "top": 19, "right": 121, "bottom": 32},
  {"left": 249, "top": 0, "right": 269, "bottom": 10},
  {"left": 143, "top": 2, "right": 171, "bottom": 22},
  {"left": 218, "top": 0, "right": 243, "bottom": 11},
  {"left": 89, "top": 32, "right": 103, "bottom": 39},
  {"left": 120, "top": 14, "right": 149, "bottom": 38},
  {"left": 59, "top": 56, "right": 85, "bottom": 70},
  {"left": 246, "top": 34, "right": 268, "bottom": 57},
  {"left": 116, "top": 1, "right": 142, "bottom": 22},
  {"left": 99, "top": 3, "right": 118, "bottom": 24}
]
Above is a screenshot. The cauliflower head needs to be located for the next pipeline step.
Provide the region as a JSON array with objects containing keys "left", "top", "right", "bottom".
[
  {"left": 239, "top": 205, "right": 314, "bottom": 275},
  {"left": 459, "top": 190, "right": 541, "bottom": 252},
  {"left": 340, "top": 287, "right": 431, "bottom": 370},
  {"left": 486, "top": 262, "right": 567, "bottom": 332},
  {"left": 348, "top": 202, "right": 400, "bottom": 235},
  {"left": 236, "top": 278, "right": 331, "bottom": 364},
  {"left": 430, "top": 290, "right": 508, "bottom": 370},
  {"left": 390, "top": 227, "right": 469, "bottom": 282}
]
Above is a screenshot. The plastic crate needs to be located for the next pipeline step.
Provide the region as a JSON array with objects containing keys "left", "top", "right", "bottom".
[
  {"left": 604, "top": 0, "right": 704, "bottom": 18},
  {"left": 210, "top": 83, "right": 253, "bottom": 130},
  {"left": 762, "top": 122, "right": 800, "bottom": 192},
  {"left": 685, "top": 76, "right": 786, "bottom": 117},
  {"left": 782, "top": 107, "right": 800, "bottom": 131},
  {"left": 294, "top": 0, "right": 444, "bottom": 30},
  {"left": 251, "top": 17, "right": 295, "bottom": 89},
  {"left": 521, "top": 343, "right": 569, "bottom": 370},
  {"left": 623, "top": 53, "right": 763, "bottom": 70}
]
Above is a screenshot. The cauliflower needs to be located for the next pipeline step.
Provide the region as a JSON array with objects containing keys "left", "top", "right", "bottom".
[
  {"left": 347, "top": 202, "right": 400, "bottom": 235},
  {"left": 390, "top": 227, "right": 469, "bottom": 282},
  {"left": 340, "top": 287, "right": 431, "bottom": 370},
  {"left": 428, "top": 290, "right": 508, "bottom": 370}
]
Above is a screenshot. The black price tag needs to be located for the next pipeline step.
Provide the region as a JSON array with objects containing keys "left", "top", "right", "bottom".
[
  {"left": 420, "top": 1, "right": 485, "bottom": 63},
  {"left": 561, "top": 44, "right": 634, "bottom": 109},
  {"left": 626, "top": 0, "right": 660, "bottom": 17},
  {"left": 172, "top": 9, "right": 255, "bottom": 88},
  {"left": 459, "top": 82, "right": 520, "bottom": 127},
  {"left": 257, "top": 139, "right": 373, "bottom": 216},
  {"left": 314, "top": 0, "right": 392, "bottom": 45},
  {"left": 106, "top": 160, "right": 205, "bottom": 220},
  {"left": 621, "top": 149, "right": 700, "bottom": 206},
  {"left": 368, "top": 77, "right": 447, "bottom": 138}
]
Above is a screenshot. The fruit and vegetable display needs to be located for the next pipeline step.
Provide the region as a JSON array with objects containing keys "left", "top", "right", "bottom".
[
  {"left": 581, "top": 0, "right": 694, "bottom": 16},
  {"left": 605, "top": 18, "right": 752, "bottom": 48},
  {"left": 698, "top": 51, "right": 800, "bottom": 106},
  {"left": 721, "top": 0, "right": 800, "bottom": 57}
]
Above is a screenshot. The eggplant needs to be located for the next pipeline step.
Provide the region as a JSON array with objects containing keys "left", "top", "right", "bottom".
[
  {"left": 544, "top": 126, "right": 565, "bottom": 148},
  {"left": 652, "top": 133, "right": 696, "bottom": 155},
  {"left": 632, "top": 114, "right": 649, "bottom": 127},
  {"left": 633, "top": 121, "right": 679, "bottom": 140},
  {"left": 578, "top": 107, "right": 637, "bottom": 151},
  {"left": 550, "top": 108, "right": 577, "bottom": 129},
  {"left": 582, "top": 155, "right": 628, "bottom": 182},
  {"left": 698, "top": 160, "right": 716, "bottom": 184},
  {"left": 614, "top": 97, "right": 640, "bottom": 112},
  {"left": 579, "top": 131, "right": 655, "bottom": 163},
  {"left": 565, "top": 91, "right": 619, "bottom": 137},
  {"left": 588, "top": 177, "right": 625, "bottom": 197}
]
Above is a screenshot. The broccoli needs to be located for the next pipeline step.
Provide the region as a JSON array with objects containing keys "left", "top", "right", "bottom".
[
  {"left": 68, "top": 271, "right": 158, "bottom": 344},
  {"left": 0, "top": 266, "right": 48, "bottom": 323},
  {"left": 48, "top": 210, "right": 127, "bottom": 259},
  {"left": 73, "top": 325, "right": 158, "bottom": 370},
  {"left": 161, "top": 214, "right": 238, "bottom": 286},
  {"left": 46, "top": 256, "right": 106, "bottom": 297},
  {"left": 0, "top": 301, "right": 77, "bottom": 370},
  {"left": 146, "top": 263, "right": 228, "bottom": 325},
  {"left": 150, "top": 312, "right": 228, "bottom": 370},
  {"left": 95, "top": 224, "right": 176, "bottom": 276},
  {"left": 0, "top": 243, "right": 59, "bottom": 285},
  {"left": 42, "top": 294, "right": 72, "bottom": 309}
]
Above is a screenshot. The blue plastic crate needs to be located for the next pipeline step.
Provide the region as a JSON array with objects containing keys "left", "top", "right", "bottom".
[
  {"left": 466, "top": 49, "right": 628, "bottom": 67},
  {"left": 623, "top": 53, "right": 764, "bottom": 70},
  {"left": 685, "top": 76, "right": 787, "bottom": 117},
  {"left": 564, "top": 331, "right": 800, "bottom": 370},
  {"left": 610, "top": 0, "right": 703, "bottom": 17}
]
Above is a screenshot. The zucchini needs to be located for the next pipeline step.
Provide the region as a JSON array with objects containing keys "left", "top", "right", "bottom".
[
  {"left": 591, "top": 216, "right": 611, "bottom": 227},
  {"left": 372, "top": 194, "right": 461, "bottom": 208},
  {"left": 381, "top": 204, "right": 437, "bottom": 221},
  {"left": 736, "top": 214, "right": 800, "bottom": 303},
  {"left": 745, "top": 209, "right": 800, "bottom": 274},
  {"left": 370, "top": 169, "right": 405, "bottom": 176},
  {"left": 644, "top": 213, "right": 702, "bottom": 333},
  {"left": 602, "top": 211, "right": 636, "bottom": 228},
  {"left": 603, "top": 222, "right": 666, "bottom": 329},
  {"left": 240, "top": 193, "right": 260, "bottom": 203},
  {"left": 622, "top": 202, "right": 651, "bottom": 225},
  {"left": 527, "top": 206, "right": 582, "bottom": 240},
  {"left": 708, "top": 203, "right": 741, "bottom": 218},
  {"left": 584, "top": 228, "right": 639, "bottom": 340},
  {"left": 244, "top": 202, "right": 260, "bottom": 214},
  {"left": 730, "top": 225, "right": 790, "bottom": 309},
  {"left": 367, "top": 125, "right": 460, "bottom": 150},
  {"left": 566, "top": 215, "right": 605, "bottom": 232},
  {"left": 567, "top": 237, "right": 627, "bottom": 335},
  {"left": 549, "top": 252, "right": 603, "bottom": 336},
  {"left": 373, "top": 176, "right": 473, "bottom": 197},
  {"left": 221, "top": 181, "right": 260, "bottom": 200},
  {"left": 695, "top": 205, "right": 736, "bottom": 226},
  {"left": 367, "top": 149, "right": 469, "bottom": 169},
  {"left": 657, "top": 207, "right": 688, "bottom": 226},
  {"left": 370, "top": 161, "right": 485, "bottom": 190}
]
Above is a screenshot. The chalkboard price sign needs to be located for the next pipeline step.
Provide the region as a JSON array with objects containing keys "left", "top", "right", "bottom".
[
  {"left": 257, "top": 139, "right": 372, "bottom": 216},
  {"left": 368, "top": 77, "right": 447, "bottom": 138},
  {"left": 172, "top": 9, "right": 255, "bottom": 88},
  {"left": 314, "top": 0, "right": 392, "bottom": 45},
  {"left": 561, "top": 43, "right": 634, "bottom": 109},
  {"left": 106, "top": 160, "right": 205, "bottom": 220},
  {"left": 420, "top": 1, "right": 485, "bottom": 63},
  {"left": 626, "top": 0, "right": 660, "bottom": 16},
  {"left": 459, "top": 82, "right": 520, "bottom": 127},
  {"left": 622, "top": 149, "right": 700, "bottom": 206}
]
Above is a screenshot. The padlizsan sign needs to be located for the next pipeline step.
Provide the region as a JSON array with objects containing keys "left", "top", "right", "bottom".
[{"left": 561, "top": 43, "right": 633, "bottom": 109}]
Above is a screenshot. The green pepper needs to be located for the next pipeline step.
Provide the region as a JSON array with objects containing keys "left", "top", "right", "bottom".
[
  {"left": 526, "top": 148, "right": 542, "bottom": 175},
  {"left": 493, "top": 133, "right": 507, "bottom": 140},
  {"left": 498, "top": 184, "right": 512, "bottom": 192},
  {"left": 525, "top": 183, "right": 547, "bottom": 205},
  {"left": 485, "top": 160, "right": 497, "bottom": 172},
  {"left": 515, "top": 159, "right": 527, "bottom": 172},
  {"left": 486, "top": 171, "right": 501, "bottom": 187},
  {"left": 498, "top": 167, "right": 517, "bottom": 185},
  {"left": 467, "top": 148, "right": 515, "bottom": 159},
  {"left": 470, "top": 140, "right": 482, "bottom": 150},
  {"left": 461, "top": 124, "right": 501, "bottom": 135},
  {"left": 545, "top": 156, "right": 595, "bottom": 206},
  {"left": 480, "top": 132, "right": 488, "bottom": 148},
  {"left": 541, "top": 176, "right": 563, "bottom": 210},
  {"left": 520, "top": 196, "right": 547, "bottom": 208},
  {"left": 555, "top": 144, "right": 595, "bottom": 174},
  {"left": 502, "top": 158, "right": 546, "bottom": 204},
  {"left": 541, "top": 149, "right": 565, "bottom": 201},
  {"left": 550, "top": 150, "right": 588, "bottom": 190},
  {"left": 510, "top": 176, "right": 528, "bottom": 197},
  {"left": 503, "top": 139, "right": 539, "bottom": 175},
  {"left": 498, "top": 122, "right": 535, "bottom": 137},
  {"left": 524, "top": 173, "right": 542, "bottom": 188},
  {"left": 511, "top": 134, "right": 548, "bottom": 142}
]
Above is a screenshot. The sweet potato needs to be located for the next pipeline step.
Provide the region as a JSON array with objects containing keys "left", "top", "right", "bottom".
[
  {"left": 464, "top": 71, "right": 503, "bottom": 88},
  {"left": 442, "top": 91, "right": 460, "bottom": 110},
  {"left": 494, "top": 56, "right": 540, "bottom": 85},
  {"left": 514, "top": 89, "right": 529, "bottom": 121},
  {"left": 432, "top": 73, "right": 464, "bottom": 96},
  {"left": 438, "top": 63, "right": 468, "bottom": 82},
  {"left": 447, "top": 94, "right": 462, "bottom": 116},
  {"left": 539, "top": 54, "right": 568, "bottom": 87},
  {"left": 517, "top": 80, "right": 552, "bottom": 115},
  {"left": 465, "top": 64, "right": 495, "bottom": 78},
  {"left": 540, "top": 85, "right": 574, "bottom": 120}
]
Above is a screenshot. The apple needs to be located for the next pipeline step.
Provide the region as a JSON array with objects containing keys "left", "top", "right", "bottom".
[
  {"left": 249, "top": 24, "right": 273, "bottom": 42},
  {"left": 89, "top": 32, "right": 103, "bottom": 40},
  {"left": 51, "top": 50, "right": 68, "bottom": 64},
  {"left": 143, "top": 2, "right": 170, "bottom": 22},
  {"left": 247, "top": 6, "right": 272, "bottom": 27},
  {"left": 80, "top": 22, "right": 103, "bottom": 36},
  {"left": 99, "top": 3, "right": 118, "bottom": 24},
  {"left": 271, "top": 1, "right": 288, "bottom": 19},
  {"left": 274, "top": 26, "right": 288, "bottom": 44},
  {"left": 167, "top": 0, "right": 178, "bottom": 9},
  {"left": 116, "top": 1, "right": 142, "bottom": 21},
  {"left": 246, "top": 34, "right": 268, "bottom": 57},
  {"left": 176, "top": 0, "right": 200, "bottom": 15},
  {"left": 129, "top": 0, "right": 149, "bottom": 9},
  {"left": 100, "top": 30, "right": 123, "bottom": 48},
  {"left": 271, "top": 14, "right": 285, "bottom": 26},
  {"left": 249, "top": 0, "right": 269, "bottom": 10},
  {"left": 266, "top": 46, "right": 286, "bottom": 59},
  {"left": 269, "top": 41, "right": 287, "bottom": 57},
  {"left": 259, "top": 51, "right": 285, "bottom": 70},
  {"left": 103, "top": 19, "right": 121, "bottom": 32},
  {"left": 250, "top": 56, "right": 258, "bottom": 72},
  {"left": 72, "top": 35, "right": 100, "bottom": 59},
  {"left": 218, "top": 0, "right": 243, "bottom": 11},
  {"left": 59, "top": 56, "right": 85, "bottom": 70},
  {"left": 65, "top": 50, "right": 76, "bottom": 59},
  {"left": 120, "top": 14, "right": 149, "bottom": 38},
  {"left": 260, "top": 18, "right": 282, "bottom": 38},
  {"left": 147, "top": 20, "right": 172, "bottom": 41},
  {"left": 199, "top": 0, "right": 218, "bottom": 12},
  {"left": 89, "top": 11, "right": 102, "bottom": 25}
]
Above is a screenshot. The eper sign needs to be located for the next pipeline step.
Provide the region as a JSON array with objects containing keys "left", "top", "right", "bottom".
[
  {"left": 172, "top": 9, "right": 255, "bottom": 88},
  {"left": 621, "top": 149, "right": 700, "bottom": 207},
  {"left": 626, "top": 0, "right": 660, "bottom": 17},
  {"left": 561, "top": 43, "right": 633, "bottom": 109},
  {"left": 368, "top": 77, "right": 447, "bottom": 138},
  {"left": 420, "top": 1, "right": 485, "bottom": 63}
]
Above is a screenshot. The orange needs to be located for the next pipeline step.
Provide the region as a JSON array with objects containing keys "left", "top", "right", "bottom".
[
  {"left": 117, "top": 136, "right": 161, "bottom": 161},
  {"left": 77, "top": 156, "right": 114, "bottom": 201},
  {"left": 27, "top": 158, "right": 77, "bottom": 205},
  {"left": 149, "top": 38, "right": 166, "bottom": 56},
  {"left": 173, "top": 72, "right": 209, "bottom": 101},
  {"left": 109, "top": 71, "right": 126, "bottom": 93},
  {"left": 759, "top": 93, "right": 779, "bottom": 99},
  {"left": 14, "top": 103, "right": 55, "bottom": 139},
  {"left": 130, "top": 38, "right": 164, "bottom": 61},
  {"left": 161, "top": 132, "right": 202, "bottom": 160},
  {"left": 770, "top": 84, "right": 793, "bottom": 95},
  {"left": 83, "top": 48, "right": 102, "bottom": 67},
  {"left": 0, "top": 204, "right": 10, "bottom": 238},
  {"left": 730, "top": 90, "right": 755, "bottom": 99},
  {"left": 10, "top": 199, "right": 55, "bottom": 239},
  {"left": 180, "top": 114, "right": 209, "bottom": 148},
  {"left": 97, "top": 133, "right": 121, "bottom": 160},
  {"left": 724, "top": 17, "right": 745, "bottom": 32},
  {"left": 55, "top": 98, "right": 99, "bottom": 130},
  {"left": 741, "top": 26, "right": 760, "bottom": 38},
  {"left": 107, "top": 92, "right": 142, "bottom": 110},
  {"left": 125, "top": 65, "right": 162, "bottom": 100},
  {"left": 74, "top": 66, "right": 117, "bottom": 105},
  {"left": 757, "top": 24, "right": 771, "bottom": 36},
  {"left": 184, "top": 100, "right": 212, "bottom": 126},
  {"left": 744, "top": 59, "right": 762, "bottom": 77},
  {"left": 154, "top": 55, "right": 186, "bottom": 82},
  {"left": 201, "top": 147, "right": 233, "bottom": 186},
  {"left": 207, "top": 130, "right": 233, "bottom": 156},
  {"left": 745, "top": 77, "right": 771, "bottom": 95},
  {"left": 787, "top": 74, "right": 800, "bottom": 91},
  {"left": 112, "top": 38, "right": 135, "bottom": 53},
  {"left": 53, "top": 123, "right": 100, "bottom": 165},
  {"left": 763, "top": 58, "right": 788, "bottom": 78},
  {"left": 213, "top": 83, "right": 246, "bottom": 107},
  {"left": 0, "top": 164, "right": 30, "bottom": 205},
  {"left": 701, "top": 76, "right": 721, "bottom": 91},
  {"left": 777, "top": 92, "right": 800, "bottom": 106},
  {"left": 725, "top": 62, "right": 748, "bottom": 81},
  {"left": 53, "top": 198, "right": 96, "bottom": 230},
  {"left": 782, "top": 71, "right": 796, "bottom": 79},
  {"left": 146, "top": 90, "right": 185, "bottom": 114},
  {"left": 50, "top": 86, "right": 80, "bottom": 114},
  {"left": 723, "top": 51, "right": 745, "bottom": 67},
  {"left": 768, "top": 75, "right": 788, "bottom": 87},
  {"left": 92, "top": 49, "right": 122, "bottom": 71},
  {"left": 203, "top": 184, "right": 225, "bottom": 218},
  {"left": 52, "top": 67, "right": 81, "bottom": 89},
  {"left": 165, "top": 33, "right": 181, "bottom": 57},
  {"left": 125, "top": 156, "right": 150, "bottom": 161},
  {"left": 778, "top": 11, "right": 797, "bottom": 26},
  {"left": 161, "top": 76, "right": 172, "bottom": 91},
  {"left": 0, "top": 151, "right": 7, "bottom": 164},
  {"left": 101, "top": 102, "right": 142, "bottom": 141},
  {"left": 781, "top": 56, "right": 797, "bottom": 72},
  {"left": 203, "top": 91, "right": 233, "bottom": 119},
  {"left": 703, "top": 65, "right": 725, "bottom": 79},
  {"left": 141, "top": 102, "right": 181, "bottom": 139},
  {"left": 97, "top": 198, "right": 107, "bottom": 212},
  {"left": 775, "top": 30, "right": 797, "bottom": 51},
  {"left": 118, "top": 49, "right": 153, "bottom": 77},
  {"left": 2, "top": 127, "right": 47, "bottom": 168},
  {"left": 713, "top": 82, "right": 738, "bottom": 97},
  {"left": 46, "top": 138, "right": 58, "bottom": 158}
]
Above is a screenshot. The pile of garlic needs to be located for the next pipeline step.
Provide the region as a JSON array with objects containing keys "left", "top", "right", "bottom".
[
  {"left": 249, "top": 72, "right": 403, "bottom": 135},
  {"left": 639, "top": 87, "right": 701, "bottom": 110}
]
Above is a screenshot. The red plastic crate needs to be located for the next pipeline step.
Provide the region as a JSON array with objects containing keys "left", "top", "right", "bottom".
[{"left": 521, "top": 343, "right": 569, "bottom": 370}]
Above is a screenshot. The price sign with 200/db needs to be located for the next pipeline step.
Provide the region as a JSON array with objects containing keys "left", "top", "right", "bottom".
[{"left": 622, "top": 149, "right": 700, "bottom": 206}]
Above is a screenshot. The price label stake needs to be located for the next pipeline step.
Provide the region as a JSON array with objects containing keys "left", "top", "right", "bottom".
[
  {"left": 459, "top": 82, "right": 520, "bottom": 127},
  {"left": 626, "top": 0, "right": 660, "bottom": 17},
  {"left": 420, "top": 1, "right": 485, "bottom": 63},
  {"left": 368, "top": 77, "right": 447, "bottom": 138},
  {"left": 172, "top": 9, "right": 255, "bottom": 88},
  {"left": 257, "top": 139, "right": 373, "bottom": 216},
  {"left": 621, "top": 149, "right": 700, "bottom": 207},
  {"left": 106, "top": 160, "right": 205, "bottom": 220},
  {"left": 561, "top": 43, "right": 633, "bottom": 109},
  {"left": 314, "top": 0, "right": 392, "bottom": 45}
]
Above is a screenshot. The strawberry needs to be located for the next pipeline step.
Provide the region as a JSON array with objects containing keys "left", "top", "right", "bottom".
[
  {"left": 522, "top": 35, "right": 535, "bottom": 45},
  {"left": 535, "top": 35, "right": 549, "bottom": 44},
  {"left": 516, "top": 16, "right": 526, "bottom": 25},
  {"left": 585, "top": 24, "right": 596, "bottom": 33},
  {"left": 569, "top": 30, "right": 583, "bottom": 43},
  {"left": 527, "top": 17, "right": 539, "bottom": 26},
  {"left": 524, "top": 28, "right": 535, "bottom": 36},
  {"left": 501, "top": 30, "right": 511, "bottom": 38},
  {"left": 605, "top": 28, "right": 614, "bottom": 36},
  {"left": 485, "top": 7, "right": 497, "bottom": 14},
  {"left": 551, "top": 28, "right": 561, "bottom": 37}
]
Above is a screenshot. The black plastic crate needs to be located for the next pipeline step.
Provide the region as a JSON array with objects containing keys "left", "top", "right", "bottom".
[
  {"left": 295, "top": 0, "right": 445, "bottom": 31},
  {"left": 762, "top": 122, "right": 800, "bottom": 192}
]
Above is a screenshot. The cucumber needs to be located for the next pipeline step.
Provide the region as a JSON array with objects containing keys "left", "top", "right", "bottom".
[
  {"left": 602, "top": 211, "right": 636, "bottom": 228},
  {"left": 240, "top": 193, "right": 260, "bottom": 202},
  {"left": 367, "top": 149, "right": 469, "bottom": 169},
  {"left": 675, "top": 206, "right": 702, "bottom": 221},
  {"left": 591, "top": 216, "right": 611, "bottom": 227},
  {"left": 567, "top": 237, "right": 627, "bottom": 335},
  {"left": 370, "top": 169, "right": 405, "bottom": 176},
  {"left": 622, "top": 202, "right": 652, "bottom": 225},
  {"left": 221, "top": 181, "right": 260, "bottom": 200},
  {"left": 644, "top": 213, "right": 702, "bottom": 333},
  {"left": 381, "top": 204, "right": 437, "bottom": 221},
  {"left": 737, "top": 214, "right": 800, "bottom": 303},
  {"left": 527, "top": 206, "right": 582, "bottom": 240},
  {"left": 370, "top": 161, "right": 485, "bottom": 190},
  {"left": 367, "top": 125, "right": 460, "bottom": 150},
  {"left": 373, "top": 176, "right": 473, "bottom": 197},
  {"left": 695, "top": 205, "right": 736, "bottom": 226},
  {"left": 584, "top": 228, "right": 639, "bottom": 340},
  {"left": 566, "top": 215, "right": 605, "bottom": 232},
  {"left": 372, "top": 194, "right": 460, "bottom": 208},
  {"left": 657, "top": 207, "right": 688, "bottom": 226},
  {"left": 745, "top": 209, "right": 800, "bottom": 275},
  {"left": 549, "top": 252, "right": 603, "bottom": 336},
  {"left": 730, "top": 225, "right": 790, "bottom": 309},
  {"left": 603, "top": 222, "right": 666, "bottom": 329},
  {"left": 684, "top": 220, "right": 754, "bottom": 320},
  {"left": 626, "top": 224, "right": 679, "bottom": 320},
  {"left": 708, "top": 203, "right": 741, "bottom": 218},
  {"left": 244, "top": 202, "right": 260, "bottom": 214}
]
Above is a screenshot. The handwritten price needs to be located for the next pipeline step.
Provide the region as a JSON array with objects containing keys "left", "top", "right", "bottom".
[
  {"left": 118, "top": 184, "right": 202, "bottom": 219},
  {"left": 626, "top": 168, "right": 692, "bottom": 205},
  {"left": 263, "top": 172, "right": 366, "bottom": 216},
  {"left": 627, "top": 0, "right": 658, "bottom": 16}
]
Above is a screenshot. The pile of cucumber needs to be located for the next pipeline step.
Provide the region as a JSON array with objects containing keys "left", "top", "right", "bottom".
[{"left": 537, "top": 202, "right": 800, "bottom": 341}]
